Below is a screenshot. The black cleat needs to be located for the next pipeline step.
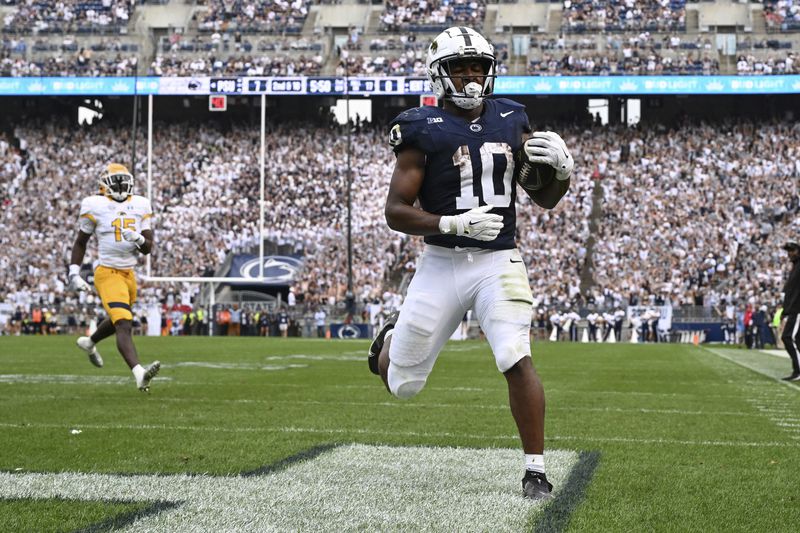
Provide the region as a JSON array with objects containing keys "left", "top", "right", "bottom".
[
  {"left": 368, "top": 312, "right": 398, "bottom": 375},
  {"left": 522, "top": 470, "right": 553, "bottom": 500},
  {"left": 782, "top": 372, "right": 800, "bottom": 382}
]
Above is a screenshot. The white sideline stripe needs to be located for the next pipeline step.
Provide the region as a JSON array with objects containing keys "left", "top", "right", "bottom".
[
  {"left": 0, "top": 375, "right": 174, "bottom": 385},
  {"left": 263, "top": 354, "right": 363, "bottom": 362},
  {"left": 4, "top": 394, "right": 764, "bottom": 418},
  {"left": 168, "top": 362, "right": 308, "bottom": 371},
  {"left": 0, "top": 374, "right": 749, "bottom": 399},
  {"left": 0, "top": 445, "right": 577, "bottom": 532},
  {"left": 760, "top": 349, "right": 791, "bottom": 359},
  {"left": 0, "top": 421, "right": 795, "bottom": 448},
  {"left": 704, "top": 348, "right": 800, "bottom": 390}
]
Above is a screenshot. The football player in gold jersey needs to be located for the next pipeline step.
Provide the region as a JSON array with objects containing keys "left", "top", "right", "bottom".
[{"left": 68, "top": 163, "right": 161, "bottom": 392}]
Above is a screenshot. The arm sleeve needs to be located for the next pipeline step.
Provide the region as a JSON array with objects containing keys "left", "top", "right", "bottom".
[{"left": 77, "top": 198, "right": 96, "bottom": 234}]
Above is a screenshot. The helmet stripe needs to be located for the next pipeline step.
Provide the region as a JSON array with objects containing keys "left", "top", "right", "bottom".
[{"left": 458, "top": 27, "right": 472, "bottom": 46}]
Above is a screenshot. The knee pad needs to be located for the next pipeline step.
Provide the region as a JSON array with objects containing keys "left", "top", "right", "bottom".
[
  {"left": 394, "top": 380, "right": 427, "bottom": 399},
  {"left": 391, "top": 294, "right": 441, "bottom": 367},
  {"left": 388, "top": 363, "right": 428, "bottom": 399}
]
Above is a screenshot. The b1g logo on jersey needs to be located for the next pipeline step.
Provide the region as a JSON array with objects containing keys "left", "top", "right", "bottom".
[{"left": 427, "top": 117, "right": 443, "bottom": 124}]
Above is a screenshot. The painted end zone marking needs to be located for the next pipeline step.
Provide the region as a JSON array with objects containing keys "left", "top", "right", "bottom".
[{"left": 0, "top": 445, "right": 588, "bottom": 532}]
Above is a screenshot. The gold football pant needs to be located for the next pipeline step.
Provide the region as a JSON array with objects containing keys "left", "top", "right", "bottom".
[{"left": 93, "top": 266, "right": 137, "bottom": 323}]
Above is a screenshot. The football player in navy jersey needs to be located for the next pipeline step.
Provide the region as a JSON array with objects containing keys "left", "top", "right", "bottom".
[{"left": 368, "top": 26, "right": 573, "bottom": 500}]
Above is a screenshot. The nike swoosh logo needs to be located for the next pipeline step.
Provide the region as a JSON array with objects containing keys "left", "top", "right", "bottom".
[
  {"left": 510, "top": 258, "right": 523, "bottom": 263},
  {"left": 500, "top": 111, "right": 514, "bottom": 118},
  {"left": 469, "top": 221, "right": 479, "bottom": 226}
]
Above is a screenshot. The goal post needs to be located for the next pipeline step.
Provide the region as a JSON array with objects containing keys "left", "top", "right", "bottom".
[{"left": 139, "top": 93, "right": 270, "bottom": 336}]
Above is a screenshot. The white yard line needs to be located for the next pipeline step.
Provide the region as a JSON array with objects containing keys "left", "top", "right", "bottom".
[
  {"left": 2, "top": 393, "right": 765, "bottom": 418},
  {"left": 0, "top": 421, "right": 796, "bottom": 448}
]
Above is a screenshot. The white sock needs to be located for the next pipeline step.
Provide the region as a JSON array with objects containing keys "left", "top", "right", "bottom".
[
  {"left": 525, "top": 454, "right": 545, "bottom": 474},
  {"left": 132, "top": 364, "right": 145, "bottom": 382}
]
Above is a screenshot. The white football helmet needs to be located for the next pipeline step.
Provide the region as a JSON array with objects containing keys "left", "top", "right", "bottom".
[
  {"left": 99, "top": 163, "right": 133, "bottom": 201},
  {"left": 426, "top": 27, "right": 496, "bottom": 110}
]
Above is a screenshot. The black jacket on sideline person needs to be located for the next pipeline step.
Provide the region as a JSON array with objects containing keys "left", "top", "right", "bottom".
[{"left": 783, "top": 258, "right": 800, "bottom": 314}]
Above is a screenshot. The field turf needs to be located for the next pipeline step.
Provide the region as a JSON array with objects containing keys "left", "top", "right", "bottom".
[{"left": 1, "top": 336, "right": 799, "bottom": 531}]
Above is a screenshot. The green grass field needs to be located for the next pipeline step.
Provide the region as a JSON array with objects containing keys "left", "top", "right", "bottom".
[{"left": 1, "top": 336, "right": 799, "bottom": 532}]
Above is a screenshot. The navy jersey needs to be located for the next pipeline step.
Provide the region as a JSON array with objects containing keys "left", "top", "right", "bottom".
[{"left": 388, "top": 98, "right": 531, "bottom": 250}]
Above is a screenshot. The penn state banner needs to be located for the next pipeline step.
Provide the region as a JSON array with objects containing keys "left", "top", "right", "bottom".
[
  {"left": 226, "top": 254, "right": 303, "bottom": 286},
  {"left": 329, "top": 323, "right": 371, "bottom": 339}
]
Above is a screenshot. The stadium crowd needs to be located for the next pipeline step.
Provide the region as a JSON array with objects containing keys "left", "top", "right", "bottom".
[
  {"left": 528, "top": 50, "right": 719, "bottom": 75},
  {"left": 2, "top": 0, "right": 133, "bottom": 33},
  {"left": 562, "top": 0, "right": 687, "bottom": 33},
  {"left": 336, "top": 50, "right": 427, "bottom": 76},
  {"left": 763, "top": 0, "right": 800, "bottom": 31},
  {"left": 1, "top": 53, "right": 138, "bottom": 77},
  {"left": 592, "top": 119, "right": 800, "bottom": 316},
  {"left": 196, "top": 0, "right": 311, "bottom": 34},
  {"left": 1, "top": 116, "right": 798, "bottom": 338},
  {"left": 380, "top": 0, "right": 486, "bottom": 32},
  {"left": 148, "top": 53, "right": 323, "bottom": 76},
  {"left": 736, "top": 52, "right": 796, "bottom": 75}
]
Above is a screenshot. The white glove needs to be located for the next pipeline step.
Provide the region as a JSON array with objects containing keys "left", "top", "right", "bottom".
[
  {"left": 524, "top": 131, "right": 574, "bottom": 181},
  {"left": 439, "top": 205, "right": 504, "bottom": 242},
  {"left": 68, "top": 264, "right": 90, "bottom": 292},
  {"left": 122, "top": 228, "right": 145, "bottom": 247}
]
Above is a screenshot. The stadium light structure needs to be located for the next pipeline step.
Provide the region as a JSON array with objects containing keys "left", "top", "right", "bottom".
[{"left": 141, "top": 94, "right": 270, "bottom": 336}]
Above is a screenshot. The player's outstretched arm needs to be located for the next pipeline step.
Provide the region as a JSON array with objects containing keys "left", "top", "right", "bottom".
[
  {"left": 385, "top": 147, "right": 441, "bottom": 236},
  {"left": 68, "top": 230, "right": 92, "bottom": 292},
  {"left": 70, "top": 230, "right": 91, "bottom": 269}
]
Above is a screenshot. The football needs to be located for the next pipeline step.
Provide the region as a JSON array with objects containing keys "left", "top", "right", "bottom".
[{"left": 514, "top": 148, "right": 555, "bottom": 194}]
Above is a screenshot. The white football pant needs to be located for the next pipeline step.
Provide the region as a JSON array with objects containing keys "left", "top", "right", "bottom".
[{"left": 388, "top": 245, "right": 534, "bottom": 399}]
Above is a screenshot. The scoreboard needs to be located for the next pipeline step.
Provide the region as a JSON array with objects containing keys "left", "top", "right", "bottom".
[{"left": 209, "top": 77, "right": 429, "bottom": 96}]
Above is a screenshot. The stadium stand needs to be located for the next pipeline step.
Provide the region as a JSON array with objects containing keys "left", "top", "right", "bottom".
[
  {"left": 561, "top": 0, "right": 687, "bottom": 33},
  {"left": 2, "top": 1, "right": 800, "bottom": 335},
  {"left": 196, "top": 0, "right": 312, "bottom": 34},
  {"left": 1, "top": 0, "right": 798, "bottom": 76},
  {"left": 379, "top": 0, "right": 487, "bottom": 33},
  {"left": 1, "top": 0, "right": 134, "bottom": 34},
  {"left": 1, "top": 116, "right": 798, "bottom": 333},
  {"left": 763, "top": 0, "right": 800, "bottom": 32}
]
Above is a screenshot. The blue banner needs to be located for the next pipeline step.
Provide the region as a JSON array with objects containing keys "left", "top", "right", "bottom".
[
  {"left": 1, "top": 75, "right": 799, "bottom": 96},
  {"left": 329, "top": 323, "right": 371, "bottom": 339},
  {"left": 226, "top": 254, "right": 303, "bottom": 286},
  {"left": 493, "top": 75, "right": 800, "bottom": 95}
]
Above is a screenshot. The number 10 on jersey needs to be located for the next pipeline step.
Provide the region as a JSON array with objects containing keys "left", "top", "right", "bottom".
[{"left": 453, "top": 142, "right": 514, "bottom": 210}]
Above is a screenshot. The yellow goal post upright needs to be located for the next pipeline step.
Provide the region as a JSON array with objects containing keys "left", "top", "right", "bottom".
[{"left": 139, "top": 94, "right": 269, "bottom": 336}]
